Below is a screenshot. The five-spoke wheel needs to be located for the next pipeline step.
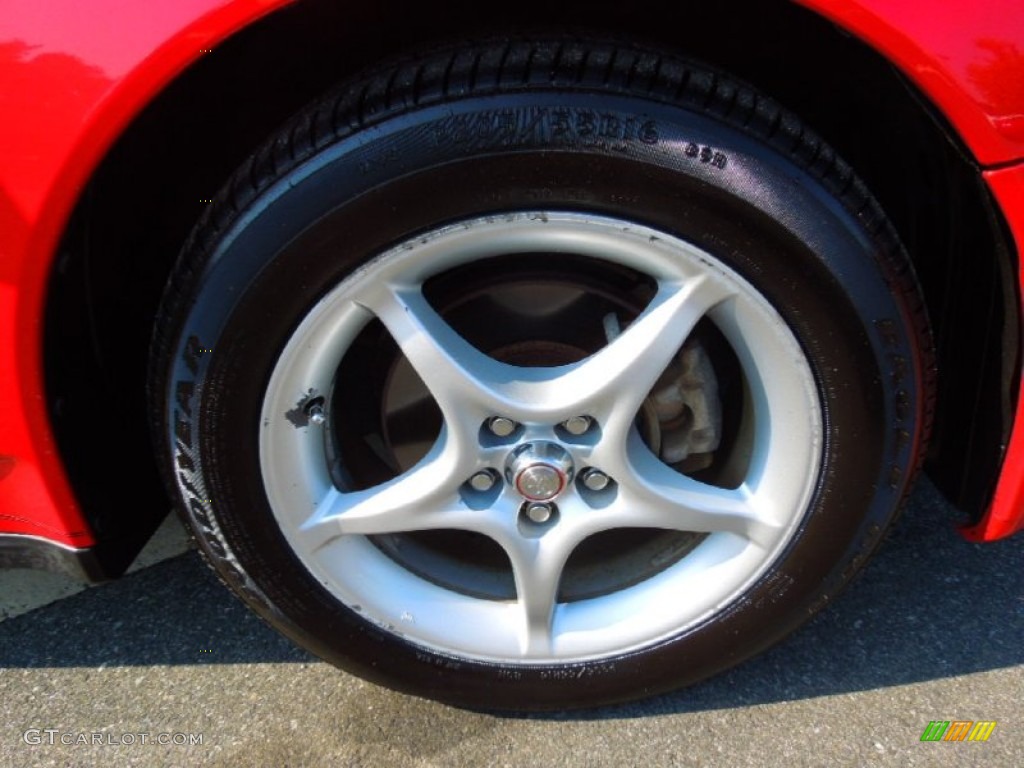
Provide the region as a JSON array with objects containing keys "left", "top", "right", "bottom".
[{"left": 260, "top": 213, "right": 821, "bottom": 661}]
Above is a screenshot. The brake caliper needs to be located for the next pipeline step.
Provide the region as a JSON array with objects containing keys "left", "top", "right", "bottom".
[{"left": 605, "top": 314, "right": 722, "bottom": 473}]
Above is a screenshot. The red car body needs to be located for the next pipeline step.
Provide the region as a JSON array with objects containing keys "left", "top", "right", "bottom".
[{"left": 1, "top": 0, "right": 1023, "bottom": 578}]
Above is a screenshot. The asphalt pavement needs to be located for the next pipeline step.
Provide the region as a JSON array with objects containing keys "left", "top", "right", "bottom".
[{"left": 1, "top": 478, "right": 1021, "bottom": 767}]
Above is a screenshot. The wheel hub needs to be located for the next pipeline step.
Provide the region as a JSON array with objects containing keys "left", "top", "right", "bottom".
[{"left": 506, "top": 442, "right": 574, "bottom": 502}]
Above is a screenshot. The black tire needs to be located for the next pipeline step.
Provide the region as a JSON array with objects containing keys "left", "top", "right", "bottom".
[{"left": 151, "top": 38, "right": 933, "bottom": 710}]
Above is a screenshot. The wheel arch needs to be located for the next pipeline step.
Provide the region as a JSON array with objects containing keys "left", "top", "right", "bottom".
[{"left": 42, "top": 0, "right": 1018, "bottom": 575}]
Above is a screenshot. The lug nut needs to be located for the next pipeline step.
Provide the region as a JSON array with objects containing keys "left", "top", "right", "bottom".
[
  {"left": 525, "top": 502, "right": 554, "bottom": 524},
  {"left": 562, "top": 415, "right": 592, "bottom": 436},
  {"left": 488, "top": 417, "right": 518, "bottom": 437},
  {"left": 580, "top": 468, "right": 611, "bottom": 491},
  {"left": 469, "top": 470, "right": 498, "bottom": 492},
  {"left": 306, "top": 404, "right": 327, "bottom": 426}
]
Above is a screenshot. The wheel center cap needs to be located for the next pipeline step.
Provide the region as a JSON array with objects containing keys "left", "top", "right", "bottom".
[
  {"left": 506, "top": 442, "right": 574, "bottom": 501},
  {"left": 517, "top": 465, "right": 564, "bottom": 501}
]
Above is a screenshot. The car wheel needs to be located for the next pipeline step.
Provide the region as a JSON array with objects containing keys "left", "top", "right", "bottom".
[{"left": 151, "top": 38, "right": 933, "bottom": 710}]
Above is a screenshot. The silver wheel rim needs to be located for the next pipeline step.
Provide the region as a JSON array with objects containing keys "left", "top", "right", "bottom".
[{"left": 259, "top": 212, "right": 822, "bottom": 663}]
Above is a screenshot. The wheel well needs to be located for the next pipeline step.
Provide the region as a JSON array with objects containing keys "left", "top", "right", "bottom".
[{"left": 44, "top": 0, "right": 1017, "bottom": 569}]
